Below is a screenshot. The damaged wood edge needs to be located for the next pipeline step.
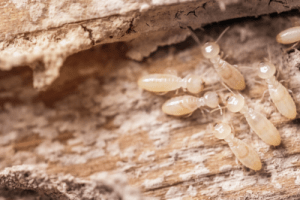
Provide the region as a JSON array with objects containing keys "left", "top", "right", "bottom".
[
  {"left": 0, "top": 165, "right": 144, "bottom": 200},
  {"left": 1, "top": 15, "right": 300, "bottom": 199},
  {"left": 0, "top": 0, "right": 299, "bottom": 90}
]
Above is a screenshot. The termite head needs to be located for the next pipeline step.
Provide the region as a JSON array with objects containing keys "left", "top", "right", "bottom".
[
  {"left": 258, "top": 61, "right": 276, "bottom": 79},
  {"left": 201, "top": 42, "right": 220, "bottom": 59},
  {"left": 212, "top": 122, "right": 231, "bottom": 139},
  {"left": 203, "top": 91, "right": 219, "bottom": 108},
  {"left": 183, "top": 74, "right": 204, "bottom": 94},
  {"left": 225, "top": 93, "right": 245, "bottom": 113}
]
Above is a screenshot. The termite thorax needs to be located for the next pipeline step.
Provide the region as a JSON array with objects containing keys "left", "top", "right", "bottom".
[
  {"left": 266, "top": 76, "right": 278, "bottom": 87},
  {"left": 182, "top": 74, "right": 204, "bottom": 94},
  {"left": 210, "top": 55, "right": 222, "bottom": 65},
  {"left": 224, "top": 133, "right": 238, "bottom": 147},
  {"left": 181, "top": 78, "right": 188, "bottom": 89},
  {"left": 239, "top": 105, "right": 249, "bottom": 115},
  {"left": 197, "top": 97, "right": 206, "bottom": 108},
  {"left": 224, "top": 133, "right": 235, "bottom": 144}
]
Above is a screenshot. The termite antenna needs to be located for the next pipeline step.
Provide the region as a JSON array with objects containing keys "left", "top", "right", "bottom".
[
  {"left": 221, "top": 82, "right": 234, "bottom": 94},
  {"left": 215, "top": 26, "right": 230, "bottom": 43},
  {"left": 237, "top": 66, "right": 255, "bottom": 70},
  {"left": 253, "top": 79, "right": 266, "bottom": 85},
  {"left": 202, "top": 85, "right": 219, "bottom": 92},
  {"left": 202, "top": 68, "right": 213, "bottom": 77},
  {"left": 215, "top": 87, "right": 227, "bottom": 92},
  {"left": 267, "top": 44, "right": 272, "bottom": 62},
  {"left": 188, "top": 27, "right": 201, "bottom": 45},
  {"left": 210, "top": 106, "right": 226, "bottom": 114},
  {"left": 218, "top": 105, "right": 223, "bottom": 115}
]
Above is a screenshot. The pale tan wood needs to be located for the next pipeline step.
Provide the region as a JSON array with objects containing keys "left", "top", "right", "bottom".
[
  {"left": 0, "top": 0, "right": 299, "bottom": 90},
  {"left": 1, "top": 15, "right": 300, "bottom": 199},
  {"left": 1, "top": 1, "right": 300, "bottom": 200}
]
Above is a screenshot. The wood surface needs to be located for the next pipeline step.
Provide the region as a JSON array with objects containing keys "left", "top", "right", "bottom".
[
  {"left": 0, "top": 0, "right": 299, "bottom": 89},
  {"left": 1, "top": 0, "right": 300, "bottom": 200}
]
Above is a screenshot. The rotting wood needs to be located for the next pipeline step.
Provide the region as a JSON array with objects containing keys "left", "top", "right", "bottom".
[
  {"left": 1, "top": 0, "right": 300, "bottom": 90},
  {"left": 1, "top": 13, "right": 300, "bottom": 199}
]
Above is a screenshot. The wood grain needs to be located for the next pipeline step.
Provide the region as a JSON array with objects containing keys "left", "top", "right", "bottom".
[{"left": 1, "top": 1, "right": 300, "bottom": 200}]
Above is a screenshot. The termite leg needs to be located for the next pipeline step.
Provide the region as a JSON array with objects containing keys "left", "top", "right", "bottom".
[
  {"left": 235, "top": 157, "right": 239, "bottom": 165},
  {"left": 279, "top": 78, "right": 291, "bottom": 84},
  {"left": 183, "top": 112, "right": 194, "bottom": 118},
  {"left": 218, "top": 105, "right": 223, "bottom": 115},
  {"left": 199, "top": 108, "right": 205, "bottom": 116},
  {"left": 230, "top": 123, "right": 235, "bottom": 135},
  {"left": 203, "top": 108, "right": 210, "bottom": 113},
  {"left": 276, "top": 69, "right": 280, "bottom": 79},
  {"left": 188, "top": 27, "right": 201, "bottom": 45},
  {"left": 259, "top": 89, "right": 269, "bottom": 103},
  {"left": 202, "top": 84, "right": 219, "bottom": 92},
  {"left": 283, "top": 41, "right": 299, "bottom": 53},
  {"left": 219, "top": 51, "right": 225, "bottom": 59},
  {"left": 253, "top": 79, "right": 266, "bottom": 85}
]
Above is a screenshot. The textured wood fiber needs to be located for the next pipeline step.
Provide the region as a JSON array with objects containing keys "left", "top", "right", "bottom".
[
  {"left": 1, "top": 1, "right": 300, "bottom": 200},
  {"left": 1, "top": 0, "right": 300, "bottom": 90},
  {"left": 2, "top": 14, "right": 300, "bottom": 199}
]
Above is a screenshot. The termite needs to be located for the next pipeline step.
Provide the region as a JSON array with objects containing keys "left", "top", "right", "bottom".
[
  {"left": 211, "top": 122, "right": 262, "bottom": 170},
  {"left": 276, "top": 26, "right": 300, "bottom": 44},
  {"left": 189, "top": 27, "right": 246, "bottom": 91},
  {"left": 258, "top": 61, "right": 297, "bottom": 119},
  {"left": 162, "top": 91, "right": 219, "bottom": 116},
  {"left": 138, "top": 73, "right": 204, "bottom": 94},
  {"left": 226, "top": 93, "right": 281, "bottom": 146}
]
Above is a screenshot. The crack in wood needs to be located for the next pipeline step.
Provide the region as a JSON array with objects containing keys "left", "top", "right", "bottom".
[{"left": 81, "top": 25, "right": 95, "bottom": 46}]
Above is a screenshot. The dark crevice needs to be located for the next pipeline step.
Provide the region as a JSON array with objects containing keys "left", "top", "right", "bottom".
[
  {"left": 187, "top": 10, "right": 197, "bottom": 17},
  {"left": 292, "top": 118, "right": 300, "bottom": 124},
  {"left": 175, "top": 10, "right": 184, "bottom": 20},
  {"left": 126, "top": 18, "right": 136, "bottom": 34},
  {"left": 81, "top": 25, "right": 95, "bottom": 45},
  {"left": 187, "top": 6, "right": 201, "bottom": 17}
]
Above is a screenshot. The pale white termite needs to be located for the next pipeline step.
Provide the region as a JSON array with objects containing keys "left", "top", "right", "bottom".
[
  {"left": 226, "top": 93, "right": 281, "bottom": 146},
  {"left": 138, "top": 74, "right": 204, "bottom": 94},
  {"left": 258, "top": 61, "right": 297, "bottom": 119},
  {"left": 276, "top": 26, "right": 300, "bottom": 44},
  {"left": 211, "top": 122, "right": 262, "bottom": 170},
  {"left": 162, "top": 91, "right": 219, "bottom": 116},
  {"left": 189, "top": 27, "right": 246, "bottom": 91}
]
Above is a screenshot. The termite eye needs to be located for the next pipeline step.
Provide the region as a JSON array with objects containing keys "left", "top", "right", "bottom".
[
  {"left": 213, "top": 123, "right": 231, "bottom": 139},
  {"left": 186, "top": 75, "right": 204, "bottom": 94},
  {"left": 201, "top": 42, "right": 220, "bottom": 59},
  {"left": 226, "top": 94, "right": 244, "bottom": 113},
  {"left": 258, "top": 62, "right": 276, "bottom": 79},
  {"left": 204, "top": 91, "right": 219, "bottom": 108}
]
